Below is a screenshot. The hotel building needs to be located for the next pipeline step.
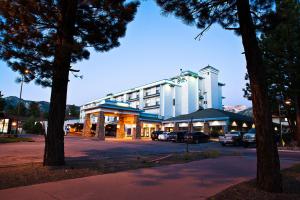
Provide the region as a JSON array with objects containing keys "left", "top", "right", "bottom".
[
  {"left": 81, "top": 66, "right": 224, "bottom": 119},
  {"left": 80, "top": 65, "right": 225, "bottom": 139}
]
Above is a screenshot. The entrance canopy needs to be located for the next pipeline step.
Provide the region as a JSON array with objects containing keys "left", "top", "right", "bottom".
[{"left": 81, "top": 100, "right": 162, "bottom": 140}]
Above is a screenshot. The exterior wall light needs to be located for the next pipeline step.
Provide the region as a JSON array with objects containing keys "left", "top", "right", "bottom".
[{"left": 231, "top": 121, "right": 237, "bottom": 126}]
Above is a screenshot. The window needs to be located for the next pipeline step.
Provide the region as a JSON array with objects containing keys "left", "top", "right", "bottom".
[
  {"left": 128, "top": 92, "right": 139, "bottom": 100},
  {"left": 145, "top": 86, "right": 160, "bottom": 96},
  {"left": 145, "top": 97, "right": 160, "bottom": 107}
]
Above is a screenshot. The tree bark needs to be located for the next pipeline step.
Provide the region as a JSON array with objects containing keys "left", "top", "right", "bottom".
[
  {"left": 295, "top": 94, "right": 300, "bottom": 146},
  {"left": 236, "top": 0, "right": 282, "bottom": 192},
  {"left": 43, "top": 0, "right": 77, "bottom": 166}
]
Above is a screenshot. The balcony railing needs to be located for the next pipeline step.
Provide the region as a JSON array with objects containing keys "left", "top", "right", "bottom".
[
  {"left": 144, "top": 102, "right": 160, "bottom": 109},
  {"left": 127, "top": 95, "right": 139, "bottom": 101},
  {"left": 143, "top": 91, "right": 160, "bottom": 98}
]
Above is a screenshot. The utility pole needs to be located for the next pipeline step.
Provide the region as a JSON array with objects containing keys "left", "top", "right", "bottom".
[{"left": 16, "top": 69, "right": 29, "bottom": 134}]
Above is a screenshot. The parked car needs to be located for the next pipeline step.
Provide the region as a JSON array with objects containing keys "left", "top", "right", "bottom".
[
  {"left": 219, "top": 131, "right": 244, "bottom": 146},
  {"left": 184, "top": 132, "right": 209, "bottom": 143},
  {"left": 168, "top": 131, "right": 187, "bottom": 142},
  {"left": 151, "top": 131, "right": 164, "bottom": 141},
  {"left": 242, "top": 128, "right": 256, "bottom": 147},
  {"left": 158, "top": 132, "right": 170, "bottom": 141}
]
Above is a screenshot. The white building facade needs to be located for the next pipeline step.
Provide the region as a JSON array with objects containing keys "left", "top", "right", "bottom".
[{"left": 80, "top": 66, "right": 225, "bottom": 121}]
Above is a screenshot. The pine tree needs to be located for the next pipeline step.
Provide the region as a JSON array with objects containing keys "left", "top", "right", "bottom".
[
  {"left": 0, "top": 92, "right": 5, "bottom": 112},
  {"left": 28, "top": 102, "right": 41, "bottom": 119},
  {"left": 243, "top": 0, "right": 300, "bottom": 145},
  {"left": 262, "top": 0, "right": 300, "bottom": 145},
  {"left": 67, "top": 104, "right": 79, "bottom": 118},
  {"left": 156, "top": 0, "right": 282, "bottom": 192},
  {"left": 0, "top": 0, "right": 139, "bottom": 166}
]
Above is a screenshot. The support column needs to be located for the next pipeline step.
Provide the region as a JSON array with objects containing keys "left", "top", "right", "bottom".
[
  {"left": 156, "top": 124, "right": 160, "bottom": 131},
  {"left": 133, "top": 115, "right": 141, "bottom": 139},
  {"left": 83, "top": 114, "right": 91, "bottom": 137},
  {"left": 188, "top": 122, "right": 193, "bottom": 133},
  {"left": 96, "top": 111, "right": 105, "bottom": 140},
  {"left": 203, "top": 122, "right": 210, "bottom": 135},
  {"left": 117, "top": 116, "right": 125, "bottom": 139},
  {"left": 174, "top": 122, "right": 179, "bottom": 131},
  {"left": 222, "top": 125, "right": 228, "bottom": 134}
]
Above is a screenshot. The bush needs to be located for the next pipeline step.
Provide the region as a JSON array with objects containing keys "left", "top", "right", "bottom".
[{"left": 22, "top": 117, "right": 45, "bottom": 135}]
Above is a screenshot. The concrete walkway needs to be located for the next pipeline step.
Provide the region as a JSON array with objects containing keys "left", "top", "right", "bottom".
[{"left": 0, "top": 156, "right": 297, "bottom": 200}]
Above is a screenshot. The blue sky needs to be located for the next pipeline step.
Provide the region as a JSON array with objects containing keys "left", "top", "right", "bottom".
[{"left": 0, "top": 0, "right": 251, "bottom": 107}]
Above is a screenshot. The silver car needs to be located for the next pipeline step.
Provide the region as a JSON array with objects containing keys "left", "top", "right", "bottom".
[
  {"left": 158, "top": 132, "right": 170, "bottom": 141},
  {"left": 242, "top": 128, "right": 256, "bottom": 147}
]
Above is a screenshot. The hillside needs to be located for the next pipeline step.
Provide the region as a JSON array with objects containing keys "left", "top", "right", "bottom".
[
  {"left": 3, "top": 96, "right": 80, "bottom": 113},
  {"left": 238, "top": 107, "right": 253, "bottom": 117}
]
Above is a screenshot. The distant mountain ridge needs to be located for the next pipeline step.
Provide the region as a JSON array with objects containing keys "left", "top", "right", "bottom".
[
  {"left": 3, "top": 96, "right": 79, "bottom": 113},
  {"left": 223, "top": 105, "right": 248, "bottom": 113},
  {"left": 238, "top": 107, "right": 253, "bottom": 117}
]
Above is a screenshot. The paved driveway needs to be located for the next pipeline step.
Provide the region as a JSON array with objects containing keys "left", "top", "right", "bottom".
[
  {"left": 0, "top": 135, "right": 299, "bottom": 166},
  {"left": 0, "top": 156, "right": 297, "bottom": 200}
]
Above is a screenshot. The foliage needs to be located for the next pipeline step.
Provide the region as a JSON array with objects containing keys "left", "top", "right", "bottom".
[
  {"left": 0, "top": 91, "right": 5, "bottom": 112},
  {"left": 0, "top": 137, "right": 33, "bottom": 143},
  {"left": 0, "top": 0, "right": 139, "bottom": 166},
  {"left": 0, "top": 0, "right": 140, "bottom": 87},
  {"left": 156, "top": 0, "right": 274, "bottom": 38},
  {"left": 243, "top": 0, "right": 300, "bottom": 135},
  {"left": 28, "top": 102, "right": 41, "bottom": 118},
  {"left": 18, "top": 102, "right": 28, "bottom": 117},
  {"left": 23, "top": 117, "right": 45, "bottom": 134},
  {"left": 66, "top": 104, "right": 79, "bottom": 118},
  {"left": 5, "top": 102, "right": 27, "bottom": 117}
]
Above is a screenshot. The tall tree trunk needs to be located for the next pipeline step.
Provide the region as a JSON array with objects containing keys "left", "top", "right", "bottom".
[
  {"left": 43, "top": 0, "right": 77, "bottom": 166},
  {"left": 236, "top": 0, "right": 282, "bottom": 192},
  {"left": 295, "top": 94, "right": 300, "bottom": 146}
]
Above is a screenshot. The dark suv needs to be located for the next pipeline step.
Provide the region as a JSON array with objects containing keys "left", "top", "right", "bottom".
[
  {"left": 184, "top": 132, "right": 209, "bottom": 143},
  {"left": 168, "top": 131, "right": 187, "bottom": 142},
  {"left": 151, "top": 131, "right": 164, "bottom": 141}
]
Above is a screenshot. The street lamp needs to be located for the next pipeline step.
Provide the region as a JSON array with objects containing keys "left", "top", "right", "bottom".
[
  {"left": 275, "top": 94, "right": 285, "bottom": 146},
  {"left": 285, "top": 99, "right": 292, "bottom": 106},
  {"left": 16, "top": 69, "right": 29, "bottom": 134},
  {"left": 276, "top": 96, "right": 293, "bottom": 147}
]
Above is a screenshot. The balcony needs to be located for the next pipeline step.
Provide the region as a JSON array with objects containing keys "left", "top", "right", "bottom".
[
  {"left": 144, "top": 102, "right": 160, "bottom": 109},
  {"left": 143, "top": 91, "right": 160, "bottom": 99},
  {"left": 127, "top": 95, "right": 139, "bottom": 102}
]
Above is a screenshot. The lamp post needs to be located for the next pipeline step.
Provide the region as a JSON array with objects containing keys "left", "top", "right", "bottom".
[
  {"left": 16, "top": 69, "right": 29, "bottom": 134},
  {"left": 278, "top": 103, "right": 283, "bottom": 146},
  {"left": 276, "top": 95, "right": 292, "bottom": 147}
]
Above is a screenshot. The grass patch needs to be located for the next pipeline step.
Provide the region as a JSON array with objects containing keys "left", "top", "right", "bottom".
[
  {"left": 0, "top": 137, "right": 34, "bottom": 143},
  {"left": 209, "top": 164, "right": 300, "bottom": 200},
  {"left": 0, "top": 150, "right": 220, "bottom": 190}
]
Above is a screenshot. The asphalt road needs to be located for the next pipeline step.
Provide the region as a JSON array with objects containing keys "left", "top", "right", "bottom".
[{"left": 0, "top": 135, "right": 299, "bottom": 166}]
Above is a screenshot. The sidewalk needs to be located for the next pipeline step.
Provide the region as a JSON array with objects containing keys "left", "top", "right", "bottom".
[{"left": 0, "top": 156, "right": 297, "bottom": 200}]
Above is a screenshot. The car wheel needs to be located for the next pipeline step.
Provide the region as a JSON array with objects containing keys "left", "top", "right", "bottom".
[
  {"left": 243, "top": 143, "right": 249, "bottom": 148},
  {"left": 221, "top": 143, "right": 225, "bottom": 146}
]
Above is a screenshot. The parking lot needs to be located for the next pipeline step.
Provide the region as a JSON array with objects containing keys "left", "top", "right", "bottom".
[{"left": 0, "top": 135, "right": 299, "bottom": 167}]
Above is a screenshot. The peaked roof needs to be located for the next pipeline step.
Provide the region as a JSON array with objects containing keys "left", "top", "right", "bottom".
[{"left": 164, "top": 108, "right": 253, "bottom": 122}]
